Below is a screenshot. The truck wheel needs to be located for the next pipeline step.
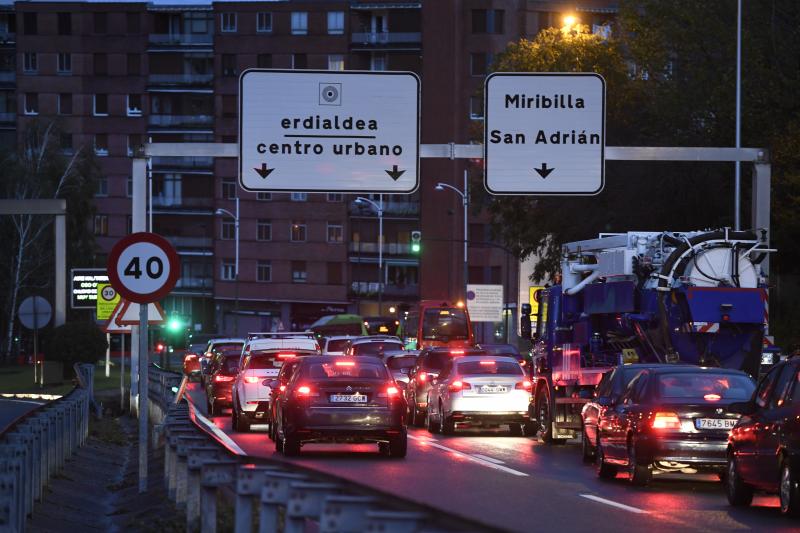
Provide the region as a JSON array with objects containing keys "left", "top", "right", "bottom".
[
  {"left": 596, "top": 441, "right": 618, "bottom": 480},
  {"left": 536, "top": 389, "right": 566, "bottom": 444},
  {"left": 627, "top": 442, "right": 652, "bottom": 486},
  {"left": 726, "top": 455, "right": 753, "bottom": 507}
]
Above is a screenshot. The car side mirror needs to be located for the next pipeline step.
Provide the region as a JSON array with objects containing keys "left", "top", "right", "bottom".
[
  {"left": 728, "top": 401, "right": 755, "bottom": 415},
  {"left": 596, "top": 396, "right": 614, "bottom": 407}
]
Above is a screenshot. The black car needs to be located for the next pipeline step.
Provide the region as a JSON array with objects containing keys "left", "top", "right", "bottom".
[
  {"left": 272, "top": 356, "right": 408, "bottom": 457},
  {"left": 581, "top": 364, "right": 668, "bottom": 462},
  {"left": 204, "top": 353, "right": 240, "bottom": 416},
  {"left": 726, "top": 357, "right": 800, "bottom": 516},
  {"left": 267, "top": 358, "right": 302, "bottom": 441},
  {"left": 595, "top": 366, "right": 755, "bottom": 485}
]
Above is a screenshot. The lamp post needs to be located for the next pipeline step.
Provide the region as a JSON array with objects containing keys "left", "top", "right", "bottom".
[
  {"left": 215, "top": 197, "right": 239, "bottom": 335},
  {"left": 435, "top": 170, "right": 468, "bottom": 301},
  {"left": 734, "top": 0, "right": 742, "bottom": 230},
  {"left": 355, "top": 195, "right": 383, "bottom": 315}
]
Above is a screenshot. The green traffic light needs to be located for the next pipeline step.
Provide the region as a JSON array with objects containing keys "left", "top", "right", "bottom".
[
  {"left": 411, "top": 243, "right": 421, "bottom": 253},
  {"left": 167, "top": 318, "right": 182, "bottom": 332}
]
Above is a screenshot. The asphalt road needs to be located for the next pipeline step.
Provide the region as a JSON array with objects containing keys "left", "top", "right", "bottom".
[
  {"left": 186, "top": 383, "right": 795, "bottom": 532},
  {"left": 0, "top": 397, "right": 45, "bottom": 433}
]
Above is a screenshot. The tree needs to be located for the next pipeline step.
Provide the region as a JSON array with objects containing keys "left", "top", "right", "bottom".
[{"left": 0, "top": 120, "right": 102, "bottom": 358}]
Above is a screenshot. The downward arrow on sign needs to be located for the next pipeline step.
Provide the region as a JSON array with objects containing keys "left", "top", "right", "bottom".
[
  {"left": 534, "top": 163, "right": 555, "bottom": 178},
  {"left": 254, "top": 163, "right": 275, "bottom": 179},
  {"left": 385, "top": 165, "right": 405, "bottom": 181}
]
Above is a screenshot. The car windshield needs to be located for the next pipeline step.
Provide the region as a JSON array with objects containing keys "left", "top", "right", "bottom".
[
  {"left": 352, "top": 342, "right": 403, "bottom": 356},
  {"left": 303, "top": 361, "right": 389, "bottom": 379},
  {"left": 387, "top": 356, "right": 417, "bottom": 371},
  {"left": 457, "top": 360, "right": 522, "bottom": 376},
  {"left": 325, "top": 339, "right": 350, "bottom": 352},
  {"left": 221, "top": 356, "right": 239, "bottom": 374},
  {"left": 422, "top": 308, "right": 469, "bottom": 341},
  {"left": 657, "top": 373, "right": 754, "bottom": 401}
]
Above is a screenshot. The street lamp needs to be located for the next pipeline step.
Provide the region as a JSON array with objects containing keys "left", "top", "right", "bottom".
[
  {"left": 435, "top": 170, "right": 468, "bottom": 301},
  {"left": 215, "top": 197, "right": 239, "bottom": 335},
  {"left": 355, "top": 195, "right": 384, "bottom": 315}
]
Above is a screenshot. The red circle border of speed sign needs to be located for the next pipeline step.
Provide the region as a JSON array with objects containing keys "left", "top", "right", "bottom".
[{"left": 107, "top": 232, "right": 180, "bottom": 304}]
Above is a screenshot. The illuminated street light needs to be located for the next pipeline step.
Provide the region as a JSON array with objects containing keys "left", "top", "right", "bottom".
[{"left": 563, "top": 14, "right": 577, "bottom": 27}]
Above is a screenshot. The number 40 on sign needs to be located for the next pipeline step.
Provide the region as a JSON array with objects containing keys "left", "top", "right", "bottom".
[{"left": 107, "top": 232, "right": 180, "bottom": 304}]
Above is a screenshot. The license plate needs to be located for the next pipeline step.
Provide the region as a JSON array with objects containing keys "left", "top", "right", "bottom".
[
  {"left": 480, "top": 385, "right": 507, "bottom": 394},
  {"left": 330, "top": 394, "right": 368, "bottom": 403},
  {"left": 695, "top": 418, "right": 736, "bottom": 430}
]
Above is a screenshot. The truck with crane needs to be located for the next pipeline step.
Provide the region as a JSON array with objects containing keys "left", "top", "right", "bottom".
[{"left": 520, "top": 229, "right": 773, "bottom": 443}]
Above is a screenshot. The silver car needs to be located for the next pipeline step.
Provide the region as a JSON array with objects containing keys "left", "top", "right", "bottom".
[{"left": 425, "top": 355, "right": 531, "bottom": 435}]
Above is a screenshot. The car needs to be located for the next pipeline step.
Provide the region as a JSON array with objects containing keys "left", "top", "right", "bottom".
[
  {"left": 344, "top": 336, "right": 404, "bottom": 358},
  {"left": 581, "top": 364, "right": 667, "bottom": 462},
  {"left": 267, "top": 358, "right": 304, "bottom": 441},
  {"left": 595, "top": 366, "right": 755, "bottom": 486},
  {"left": 726, "top": 357, "right": 800, "bottom": 516},
  {"left": 405, "top": 347, "right": 487, "bottom": 426},
  {"left": 182, "top": 342, "right": 207, "bottom": 381},
  {"left": 200, "top": 338, "right": 244, "bottom": 386},
  {"left": 477, "top": 343, "right": 530, "bottom": 370},
  {"left": 204, "top": 351, "right": 242, "bottom": 416},
  {"left": 384, "top": 351, "right": 419, "bottom": 390},
  {"left": 321, "top": 335, "right": 358, "bottom": 355},
  {"left": 425, "top": 355, "right": 531, "bottom": 435},
  {"left": 272, "top": 356, "right": 408, "bottom": 457}
]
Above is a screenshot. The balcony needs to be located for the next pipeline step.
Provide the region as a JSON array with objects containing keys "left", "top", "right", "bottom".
[
  {"left": 148, "top": 114, "right": 213, "bottom": 129},
  {"left": 0, "top": 112, "right": 14, "bottom": 123},
  {"left": 164, "top": 236, "right": 213, "bottom": 249},
  {"left": 351, "top": 281, "right": 418, "bottom": 297},
  {"left": 349, "top": 242, "right": 415, "bottom": 255},
  {"left": 148, "top": 33, "right": 213, "bottom": 46},
  {"left": 152, "top": 196, "right": 214, "bottom": 209},
  {"left": 151, "top": 156, "right": 214, "bottom": 171},
  {"left": 351, "top": 32, "right": 421, "bottom": 50},
  {"left": 349, "top": 200, "right": 419, "bottom": 217},
  {"left": 175, "top": 276, "right": 213, "bottom": 290},
  {"left": 0, "top": 71, "right": 14, "bottom": 83},
  {"left": 0, "top": 31, "right": 15, "bottom": 44},
  {"left": 148, "top": 73, "right": 213, "bottom": 87}
]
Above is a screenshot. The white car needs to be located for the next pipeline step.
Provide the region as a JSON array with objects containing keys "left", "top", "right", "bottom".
[
  {"left": 231, "top": 333, "right": 320, "bottom": 432},
  {"left": 425, "top": 355, "right": 531, "bottom": 435},
  {"left": 321, "top": 335, "right": 358, "bottom": 355}
]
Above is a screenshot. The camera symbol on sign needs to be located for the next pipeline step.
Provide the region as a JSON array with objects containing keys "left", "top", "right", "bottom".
[{"left": 319, "top": 83, "right": 342, "bottom": 106}]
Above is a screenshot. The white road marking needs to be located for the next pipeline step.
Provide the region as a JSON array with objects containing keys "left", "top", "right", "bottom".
[
  {"left": 408, "top": 435, "right": 528, "bottom": 477},
  {"left": 579, "top": 494, "right": 648, "bottom": 514},
  {"left": 471, "top": 454, "right": 505, "bottom": 464},
  {"left": 189, "top": 402, "right": 247, "bottom": 456}
]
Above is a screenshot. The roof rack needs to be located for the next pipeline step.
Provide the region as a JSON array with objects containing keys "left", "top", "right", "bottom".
[{"left": 246, "top": 331, "right": 317, "bottom": 341}]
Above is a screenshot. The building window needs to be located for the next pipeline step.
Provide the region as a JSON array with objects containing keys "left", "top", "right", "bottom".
[
  {"left": 57, "top": 53, "right": 71, "bottom": 74},
  {"left": 470, "top": 52, "right": 490, "bottom": 76},
  {"left": 23, "top": 93, "right": 38, "bottom": 115},
  {"left": 327, "top": 193, "right": 343, "bottom": 202},
  {"left": 222, "top": 54, "right": 237, "bottom": 77},
  {"left": 126, "top": 177, "right": 133, "bottom": 197},
  {"left": 292, "top": 54, "right": 307, "bottom": 70},
  {"left": 257, "top": 192, "right": 272, "bottom": 201},
  {"left": 257, "top": 261, "right": 271, "bottom": 282},
  {"left": 291, "top": 261, "right": 307, "bottom": 283},
  {"left": 57, "top": 12, "right": 72, "bottom": 35},
  {"left": 257, "top": 12, "right": 272, "bottom": 33},
  {"left": 93, "top": 215, "right": 108, "bottom": 236},
  {"left": 222, "top": 177, "right": 237, "bottom": 199},
  {"left": 371, "top": 53, "right": 386, "bottom": 71},
  {"left": 93, "top": 94, "right": 108, "bottom": 116},
  {"left": 328, "top": 54, "right": 344, "bottom": 71},
  {"left": 221, "top": 220, "right": 235, "bottom": 240},
  {"left": 221, "top": 12, "right": 236, "bottom": 32},
  {"left": 327, "top": 223, "right": 343, "bottom": 243},
  {"left": 126, "top": 12, "right": 140, "bottom": 34},
  {"left": 327, "top": 11, "right": 344, "bottom": 34},
  {"left": 127, "top": 53, "right": 140, "bottom": 75},
  {"left": 95, "top": 176, "right": 108, "bottom": 197},
  {"left": 23, "top": 12, "right": 37, "bottom": 35},
  {"left": 469, "top": 96, "right": 484, "bottom": 119},
  {"left": 257, "top": 54, "right": 272, "bottom": 69},
  {"left": 291, "top": 192, "right": 307, "bottom": 202},
  {"left": 290, "top": 221, "right": 306, "bottom": 242},
  {"left": 472, "top": 9, "right": 504, "bottom": 34},
  {"left": 127, "top": 134, "right": 142, "bottom": 157},
  {"left": 94, "top": 12, "right": 107, "bottom": 34},
  {"left": 60, "top": 132, "right": 73, "bottom": 154},
  {"left": 221, "top": 260, "right": 235, "bottom": 281},
  {"left": 94, "top": 53, "right": 107, "bottom": 75},
  {"left": 58, "top": 93, "right": 72, "bottom": 115},
  {"left": 327, "top": 262, "right": 342, "bottom": 285},
  {"left": 257, "top": 219, "right": 271, "bottom": 241},
  {"left": 127, "top": 94, "right": 142, "bottom": 116},
  {"left": 126, "top": 215, "right": 133, "bottom": 235},
  {"left": 22, "top": 52, "right": 37, "bottom": 73},
  {"left": 291, "top": 12, "right": 308, "bottom": 35},
  {"left": 94, "top": 134, "right": 108, "bottom": 156}
]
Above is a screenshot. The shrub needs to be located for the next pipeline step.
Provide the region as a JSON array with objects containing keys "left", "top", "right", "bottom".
[{"left": 43, "top": 321, "right": 107, "bottom": 376}]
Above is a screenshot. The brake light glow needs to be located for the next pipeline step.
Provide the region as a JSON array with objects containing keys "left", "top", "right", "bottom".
[
  {"left": 297, "top": 386, "right": 311, "bottom": 395},
  {"left": 277, "top": 353, "right": 296, "bottom": 359},
  {"left": 387, "top": 386, "right": 399, "bottom": 396},
  {"left": 185, "top": 354, "right": 197, "bottom": 360},
  {"left": 479, "top": 360, "right": 497, "bottom": 366},
  {"left": 704, "top": 393, "right": 721, "bottom": 401},
  {"left": 450, "top": 350, "right": 465, "bottom": 355},
  {"left": 418, "top": 371, "right": 427, "bottom": 382},
  {"left": 652, "top": 412, "right": 681, "bottom": 430},
  {"left": 214, "top": 375, "right": 234, "bottom": 383},
  {"left": 279, "top": 385, "right": 286, "bottom": 392},
  {"left": 335, "top": 361, "right": 355, "bottom": 367},
  {"left": 448, "top": 380, "right": 471, "bottom": 392},
  {"left": 515, "top": 380, "right": 532, "bottom": 390},
  {"left": 244, "top": 376, "right": 259, "bottom": 384}
]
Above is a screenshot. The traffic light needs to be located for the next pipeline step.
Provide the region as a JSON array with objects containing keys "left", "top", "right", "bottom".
[
  {"left": 167, "top": 317, "right": 183, "bottom": 332},
  {"left": 411, "top": 230, "right": 421, "bottom": 253}
]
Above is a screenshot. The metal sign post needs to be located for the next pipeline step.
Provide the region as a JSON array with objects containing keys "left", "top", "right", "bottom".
[{"left": 138, "top": 303, "right": 148, "bottom": 493}]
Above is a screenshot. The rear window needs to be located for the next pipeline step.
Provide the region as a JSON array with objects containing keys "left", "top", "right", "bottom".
[
  {"left": 387, "top": 356, "right": 417, "bottom": 371},
  {"left": 326, "top": 339, "right": 350, "bottom": 352},
  {"left": 481, "top": 345, "right": 520, "bottom": 356},
  {"left": 213, "top": 342, "right": 243, "bottom": 354},
  {"left": 303, "top": 361, "right": 389, "bottom": 379},
  {"left": 657, "top": 372, "right": 754, "bottom": 401},
  {"left": 221, "top": 356, "right": 239, "bottom": 374},
  {"left": 457, "top": 360, "right": 522, "bottom": 376},
  {"left": 249, "top": 351, "right": 297, "bottom": 369},
  {"left": 352, "top": 342, "right": 403, "bottom": 356},
  {"left": 423, "top": 352, "right": 451, "bottom": 370}
]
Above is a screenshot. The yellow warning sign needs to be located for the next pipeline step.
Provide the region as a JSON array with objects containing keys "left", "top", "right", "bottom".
[
  {"left": 529, "top": 286, "right": 545, "bottom": 318},
  {"left": 96, "top": 283, "right": 120, "bottom": 320}
]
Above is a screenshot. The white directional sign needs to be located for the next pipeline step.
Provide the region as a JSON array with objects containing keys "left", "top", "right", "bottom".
[
  {"left": 484, "top": 73, "right": 605, "bottom": 195},
  {"left": 239, "top": 69, "right": 420, "bottom": 193}
]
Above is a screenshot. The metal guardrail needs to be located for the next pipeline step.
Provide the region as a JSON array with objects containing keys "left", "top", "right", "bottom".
[
  {"left": 148, "top": 365, "right": 492, "bottom": 532},
  {"left": 0, "top": 364, "right": 92, "bottom": 532}
]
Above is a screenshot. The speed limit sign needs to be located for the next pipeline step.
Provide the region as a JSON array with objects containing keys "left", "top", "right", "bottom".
[{"left": 107, "top": 232, "right": 180, "bottom": 304}]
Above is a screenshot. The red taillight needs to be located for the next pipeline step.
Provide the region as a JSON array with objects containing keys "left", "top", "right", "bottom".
[
  {"left": 279, "top": 385, "right": 286, "bottom": 392},
  {"left": 185, "top": 354, "right": 197, "bottom": 360},
  {"left": 704, "top": 393, "right": 721, "bottom": 401},
  {"left": 418, "top": 371, "right": 427, "bottom": 382},
  {"left": 448, "top": 380, "right": 471, "bottom": 392},
  {"left": 387, "top": 386, "right": 399, "bottom": 396},
  {"left": 652, "top": 412, "right": 681, "bottom": 430},
  {"left": 156, "top": 343, "right": 165, "bottom": 352},
  {"left": 515, "top": 380, "right": 532, "bottom": 390},
  {"left": 214, "top": 375, "right": 234, "bottom": 383},
  {"left": 335, "top": 361, "right": 355, "bottom": 367},
  {"left": 297, "top": 386, "right": 311, "bottom": 395},
  {"left": 450, "top": 350, "right": 465, "bottom": 355},
  {"left": 277, "top": 353, "right": 296, "bottom": 358},
  {"left": 244, "top": 376, "right": 259, "bottom": 384}
]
